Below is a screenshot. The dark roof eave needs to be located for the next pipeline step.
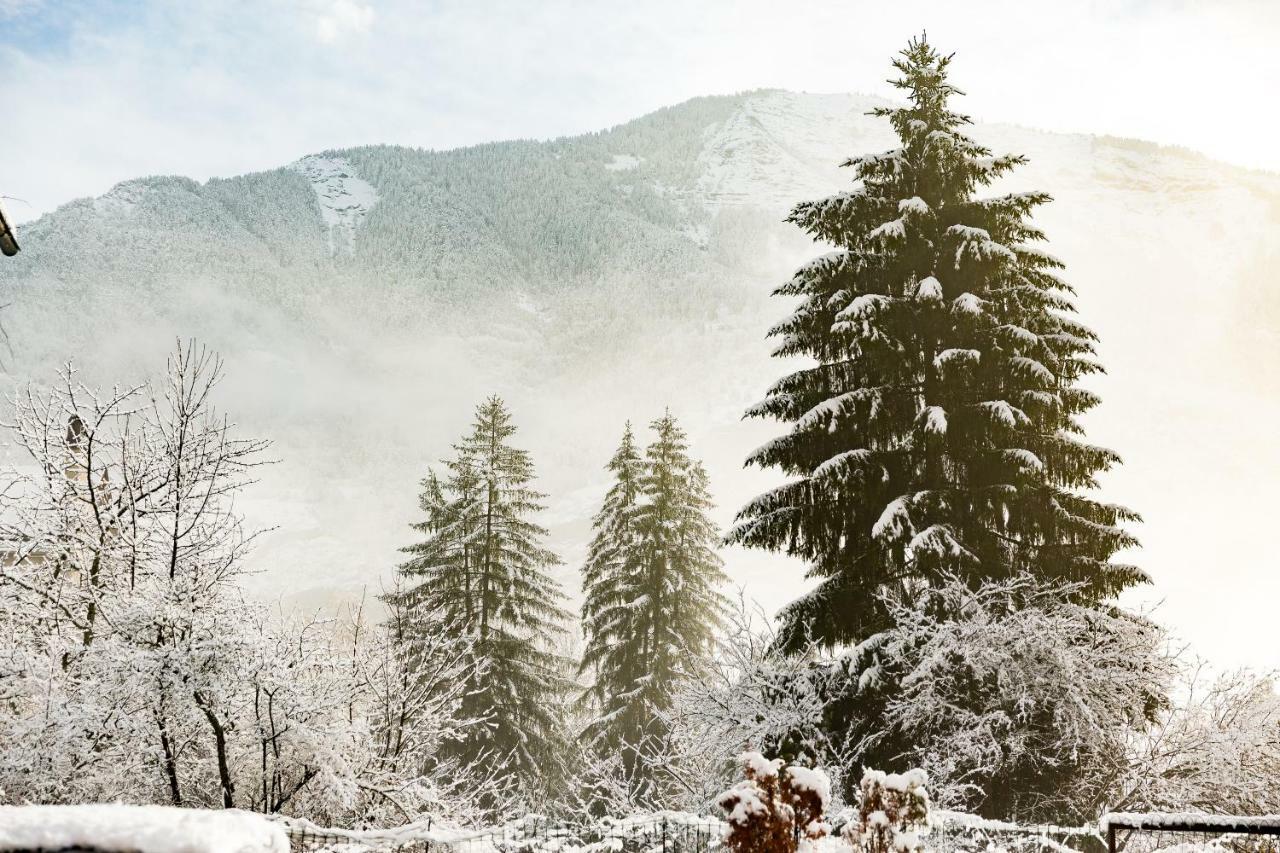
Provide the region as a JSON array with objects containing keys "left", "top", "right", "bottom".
[{"left": 0, "top": 203, "right": 20, "bottom": 256}]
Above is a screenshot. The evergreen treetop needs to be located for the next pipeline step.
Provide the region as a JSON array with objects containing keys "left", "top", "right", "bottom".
[{"left": 634, "top": 411, "right": 729, "bottom": 672}]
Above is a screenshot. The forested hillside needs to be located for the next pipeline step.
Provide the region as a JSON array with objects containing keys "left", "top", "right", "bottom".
[{"left": 2, "top": 89, "right": 1277, "bottom": 665}]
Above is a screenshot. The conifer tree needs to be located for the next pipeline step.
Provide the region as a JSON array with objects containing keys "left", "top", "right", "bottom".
[
  {"left": 579, "top": 423, "right": 645, "bottom": 712},
  {"left": 579, "top": 413, "right": 729, "bottom": 796},
  {"left": 397, "top": 396, "right": 572, "bottom": 789},
  {"left": 729, "top": 37, "right": 1145, "bottom": 652}
]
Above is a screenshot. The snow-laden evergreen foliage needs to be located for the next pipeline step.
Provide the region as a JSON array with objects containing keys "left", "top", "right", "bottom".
[
  {"left": 579, "top": 414, "right": 729, "bottom": 798},
  {"left": 730, "top": 37, "right": 1146, "bottom": 651},
  {"left": 395, "top": 396, "right": 573, "bottom": 792}
]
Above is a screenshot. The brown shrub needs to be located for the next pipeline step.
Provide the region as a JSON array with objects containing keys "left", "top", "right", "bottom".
[{"left": 717, "top": 752, "right": 833, "bottom": 853}]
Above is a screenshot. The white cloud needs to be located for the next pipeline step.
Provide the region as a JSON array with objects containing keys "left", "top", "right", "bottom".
[
  {"left": 315, "top": 0, "right": 374, "bottom": 44},
  {"left": 0, "top": 0, "right": 41, "bottom": 16}
]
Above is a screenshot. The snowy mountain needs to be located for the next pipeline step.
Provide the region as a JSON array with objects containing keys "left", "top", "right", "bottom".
[{"left": 1, "top": 90, "right": 1277, "bottom": 666}]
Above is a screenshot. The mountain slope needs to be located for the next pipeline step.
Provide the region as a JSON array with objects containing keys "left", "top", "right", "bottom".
[{"left": 1, "top": 90, "right": 1277, "bottom": 667}]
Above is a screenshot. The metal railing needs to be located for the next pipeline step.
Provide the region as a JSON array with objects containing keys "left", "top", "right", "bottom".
[
  {"left": 274, "top": 809, "right": 1113, "bottom": 853},
  {"left": 1101, "top": 813, "right": 1280, "bottom": 853},
  {"left": 917, "top": 812, "right": 1100, "bottom": 853},
  {"left": 273, "top": 812, "right": 727, "bottom": 852}
]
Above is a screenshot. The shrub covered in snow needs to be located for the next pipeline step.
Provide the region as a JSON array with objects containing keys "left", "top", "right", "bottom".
[
  {"left": 647, "top": 597, "right": 854, "bottom": 815},
  {"left": 717, "top": 752, "right": 832, "bottom": 853},
  {"left": 1109, "top": 666, "right": 1280, "bottom": 817},
  {"left": 841, "top": 769, "right": 930, "bottom": 853}
]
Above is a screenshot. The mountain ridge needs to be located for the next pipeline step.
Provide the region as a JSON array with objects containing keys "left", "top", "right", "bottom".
[{"left": 14, "top": 86, "right": 1273, "bottom": 238}]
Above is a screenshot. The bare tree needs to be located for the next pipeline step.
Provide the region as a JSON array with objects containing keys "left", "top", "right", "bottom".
[
  {"left": 1107, "top": 663, "right": 1280, "bottom": 816},
  {"left": 0, "top": 341, "right": 270, "bottom": 807},
  {"left": 0, "top": 342, "right": 531, "bottom": 825}
]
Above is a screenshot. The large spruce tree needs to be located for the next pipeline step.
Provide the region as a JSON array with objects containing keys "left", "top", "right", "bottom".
[
  {"left": 397, "top": 396, "right": 572, "bottom": 787},
  {"left": 729, "top": 37, "right": 1145, "bottom": 652},
  {"left": 579, "top": 413, "right": 729, "bottom": 796}
]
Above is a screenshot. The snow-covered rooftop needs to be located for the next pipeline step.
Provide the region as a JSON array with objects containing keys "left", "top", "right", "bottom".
[{"left": 0, "top": 804, "right": 289, "bottom": 853}]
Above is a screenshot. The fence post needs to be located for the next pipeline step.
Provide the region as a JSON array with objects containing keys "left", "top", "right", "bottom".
[
  {"left": 1108, "top": 824, "right": 1116, "bottom": 853},
  {"left": 662, "top": 815, "right": 669, "bottom": 853}
]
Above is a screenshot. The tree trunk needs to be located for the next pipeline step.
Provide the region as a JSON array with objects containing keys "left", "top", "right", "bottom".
[
  {"left": 156, "top": 711, "right": 183, "bottom": 806},
  {"left": 195, "top": 690, "right": 235, "bottom": 808}
]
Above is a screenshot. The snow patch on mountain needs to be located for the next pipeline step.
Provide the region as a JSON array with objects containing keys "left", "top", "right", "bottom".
[
  {"left": 681, "top": 221, "right": 711, "bottom": 248},
  {"left": 695, "top": 91, "right": 892, "bottom": 209},
  {"left": 289, "top": 154, "right": 378, "bottom": 256}
]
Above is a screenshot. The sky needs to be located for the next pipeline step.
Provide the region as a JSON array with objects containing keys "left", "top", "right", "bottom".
[{"left": 2, "top": 0, "right": 1279, "bottom": 222}]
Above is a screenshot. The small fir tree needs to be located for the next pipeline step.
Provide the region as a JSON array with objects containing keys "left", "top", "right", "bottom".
[
  {"left": 396, "top": 396, "right": 572, "bottom": 794},
  {"left": 729, "top": 36, "right": 1145, "bottom": 652}
]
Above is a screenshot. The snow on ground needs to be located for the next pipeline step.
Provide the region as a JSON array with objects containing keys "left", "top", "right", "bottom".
[
  {"left": 0, "top": 804, "right": 289, "bottom": 853},
  {"left": 289, "top": 154, "right": 379, "bottom": 256}
]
